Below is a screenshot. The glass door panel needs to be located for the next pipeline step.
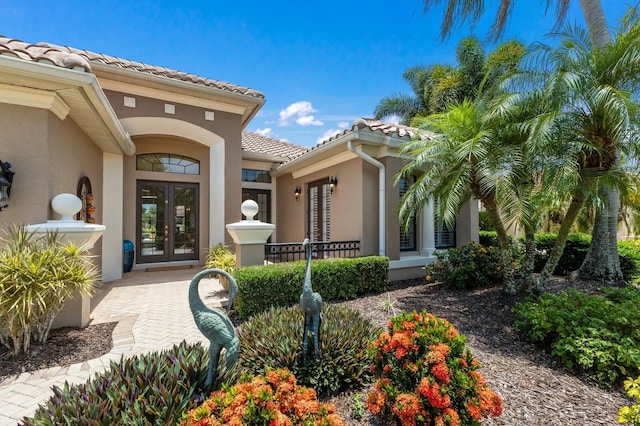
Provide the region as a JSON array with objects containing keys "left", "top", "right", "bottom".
[{"left": 137, "top": 181, "right": 198, "bottom": 263}]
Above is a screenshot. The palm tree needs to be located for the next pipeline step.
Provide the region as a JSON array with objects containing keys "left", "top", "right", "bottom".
[
  {"left": 374, "top": 37, "right": 524, "bottom": 123},
  {"left": 513, "top": 13, "right": 640, "bottom": 286},
  {"left": 396, "top": 99, "right": 521, "bottom": 292},
  {"left": 421, "top": 0, "right": 630, "bottom": 285}
]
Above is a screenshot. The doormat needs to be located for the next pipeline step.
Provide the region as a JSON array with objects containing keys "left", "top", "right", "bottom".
[{"left": 144, "top": 265, "right": 195, "bottom": 272}]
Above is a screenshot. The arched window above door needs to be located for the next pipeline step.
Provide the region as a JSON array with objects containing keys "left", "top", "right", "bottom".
[{"left": 136, "top": 153, "right": 200, "bottom": 175}]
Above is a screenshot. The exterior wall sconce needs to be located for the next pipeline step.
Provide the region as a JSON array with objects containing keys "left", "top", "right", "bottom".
[
  {"left": 329, "top": 177, "right": 338, "bottom": 194},
  {"left": 0, "top": 161, "right": 14, "bottom": 211},
  {"left": 294, "top": 186, "right": 301, "bottom": 201}
]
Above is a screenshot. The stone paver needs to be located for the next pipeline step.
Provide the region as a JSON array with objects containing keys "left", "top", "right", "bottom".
[{"left": 0, "top": 267, "right": 227, "bottom": 426}]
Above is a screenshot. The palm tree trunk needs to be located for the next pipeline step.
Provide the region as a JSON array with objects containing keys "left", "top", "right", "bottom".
[
  {"left": 576, "top": 0, "right": 622, "bottom": 285},
  {"left": 482, "top": 194, "right": 517, "bottom": 294},
  {"left": 537, "top": 195, "right": 586, "bottom": 290},
  {"left": 578, "top": 0, "right": 611, "bottom": 46},
  {"left": 521, "top": 223, "right": 537, "bottom": 293},
  {"left": 578, "top": 184, "right": 624, "bottom": 284}
]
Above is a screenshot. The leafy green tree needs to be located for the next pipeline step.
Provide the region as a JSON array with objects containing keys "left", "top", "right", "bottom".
[
  {"left": 396, "top": 99, "right": 522, "bottom": 292},
  {"left": 521, "top": 13, "right": 640, "bottom": 286},
  {"left": 420, "top": 0, "right": 627, "bottom": 285},
  {"left": 374, "top": 36, "right": 524, "bottom": 123}
]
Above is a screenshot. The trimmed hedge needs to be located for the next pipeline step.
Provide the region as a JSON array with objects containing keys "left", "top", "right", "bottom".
[
  {"left": 479, "top": 231, "right": 640, "bottom": 281},
  {"left": 234, "top": 256, "right": 389, "bottom": 318}
]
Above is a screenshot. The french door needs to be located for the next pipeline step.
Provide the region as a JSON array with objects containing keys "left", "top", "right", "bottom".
[{"left": 137, "top": 181, "right": 199, "bottom": 263}]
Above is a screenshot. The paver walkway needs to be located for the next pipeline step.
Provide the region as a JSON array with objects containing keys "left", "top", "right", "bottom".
[{"left": 0, "top": 267, "right": 228, "bottom": 425}]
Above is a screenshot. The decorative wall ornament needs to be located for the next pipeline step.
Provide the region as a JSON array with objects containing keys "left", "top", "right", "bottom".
[
  {"left": 0, "top": 161, "right": 14, "bottom": 210},
  {"left": 76, "top": 176, "right": 95, "bottom": 222}
]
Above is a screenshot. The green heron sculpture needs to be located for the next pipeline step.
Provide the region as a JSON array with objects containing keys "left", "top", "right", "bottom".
[
  {"left": 300, "top": 238, "right": 323, "bottom": 356},
  {"left": 188, "top": 268, "right": 239, "bottom": 391}
]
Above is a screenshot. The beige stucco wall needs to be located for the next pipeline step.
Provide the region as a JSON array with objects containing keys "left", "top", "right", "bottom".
[
  {"left": 276, "top": 158, "right": 365, "bottom": 245},
  {"left": 104, "top": 89, "right": 245, "bottom": 252},
  {"left": 0, "top": 103, "right": 103, "bottom": 245}
]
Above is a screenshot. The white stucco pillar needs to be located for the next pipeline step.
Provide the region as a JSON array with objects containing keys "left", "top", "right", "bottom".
[
  {"left": 421, "top": 197, "right": 436, "bottom": 256},
  {"left": 226, "top": 200, "right": 274, "bottom": 267},
  {"left": 102, "top": 152, "right": 124, "bottom": 282},
  {"left": 210, "top": 141, "right": 225, "bottom": 245}
]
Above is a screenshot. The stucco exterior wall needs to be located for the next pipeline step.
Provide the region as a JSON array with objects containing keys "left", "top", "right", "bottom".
[
  {"left": 0, "top": 103, "right": 102, "bottom": 242},
  {"left": 0, "top": 104, "right": 50, "bottom": 227},
  {"left": 276, "top": 158, "right": 365, "bottom": 245},
  {"left": 104, "top": 90, "right": 243, "bottom": 248}
]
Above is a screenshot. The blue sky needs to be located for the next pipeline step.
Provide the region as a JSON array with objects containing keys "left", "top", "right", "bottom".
[{"left": 1, "top": 1, "right": 633, "bottom": 147}]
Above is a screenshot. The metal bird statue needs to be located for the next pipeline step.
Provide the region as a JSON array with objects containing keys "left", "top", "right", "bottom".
[
  {"left": 299, "top": 238, "right": 323, "bottom": 356},
  {"left": 188, "top": 268, "right": 239, "bottom": 392}
]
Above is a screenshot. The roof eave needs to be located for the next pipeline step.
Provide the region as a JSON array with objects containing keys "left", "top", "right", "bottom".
[
  {"left": 0, "top": 54, "right": 134, "bottom": 155},
  {"left": 91, "top": 63, "right": 265, "bottom": 128}
]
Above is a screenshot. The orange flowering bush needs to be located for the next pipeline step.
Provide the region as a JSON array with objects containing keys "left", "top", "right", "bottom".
[
  {"left": 366, "top": 310, "right": 503, "bottom": 425},
  {"left": 179, "top": 368, "right": 345, "bottom": 426}
]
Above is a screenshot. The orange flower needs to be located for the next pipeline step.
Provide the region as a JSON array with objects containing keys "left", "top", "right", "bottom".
[
  {"left": 392, "top": 393, "right": 420, "bottom": 425},
  {"left": 366, "top": 389, "right": 386, "bottom": 414},
  {"left": 395, "top": 346, "right": 408, "bottom": 359},
  {"left": 383, "top": 364, "right": 392, "bottom": 374},
  {"left": 458, "top": 357, "right": 468, "bottom": 368},
  {"left": 479, "top": 389, "right": 503, "bottom": 417},
  {"left": 443, "top": 407, "right": 460, "bottom": 426},
  {"left": 429, "top": 343, "right": 451, "bottom": 357},
  {"left": 466, "top": 403, "right": 482, "bottom": 421},
  {"left": 402, "top": 320, "right": 416, "bottom": 330},
  {"left": 430, "top": 362, "right": 450, "bottom": 384}
]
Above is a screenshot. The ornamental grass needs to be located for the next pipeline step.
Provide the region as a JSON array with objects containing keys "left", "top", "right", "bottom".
[{"left": 366, "top": 310, "right": 503, "bottom": 425}]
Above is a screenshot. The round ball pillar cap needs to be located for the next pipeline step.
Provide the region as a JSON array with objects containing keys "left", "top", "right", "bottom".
[
  {"left": 241, "top": 199, "right": 259, "bottom": 221},
  {"left": 51, "top": 193, "right": 82, "bottom": 221}
]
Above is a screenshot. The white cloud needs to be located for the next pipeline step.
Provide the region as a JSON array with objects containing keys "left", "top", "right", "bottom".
[
  {"left": 255, "top": 128, "right": 273, "bottom": 137},
  {"left": 279, "top": 101, "right": 324, "bottom": 126},
  {"left": 296, "top": 115, "right": 323, "bottom": 126},
  {"left": 338, "top": 121, "right": 350, "bottom": 128},
  {"left": 316, "top": 128, "right": 343, "bottom": 144}
]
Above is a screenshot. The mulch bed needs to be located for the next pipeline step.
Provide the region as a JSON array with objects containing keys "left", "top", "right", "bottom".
[{"left": 0, "top": 278, "right": 633, "bottom": 425}]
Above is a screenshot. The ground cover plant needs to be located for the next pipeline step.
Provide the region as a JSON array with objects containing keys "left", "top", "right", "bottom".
[
  {"left": 179, "top": 368, "right": 346, "bottom": 425},
  {"left": 236, "top": 303, "right": 380, "bottom": 396},
  {"left": 20, "top": 341, "right": 209, "bottom": 425},
  {"left": 513, "top": 286, "right": 640, "bottom": 387},
  {"left": 619, "top": 372, "right": 640, "bottom": 425},
  {"left": 366, "top": 310, "right": 503, "bottom": 425}
]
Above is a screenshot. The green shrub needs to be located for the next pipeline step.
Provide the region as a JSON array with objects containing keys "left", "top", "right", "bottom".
[
  {"left": 236, "top": 303, "right": 380, "bottom": 396},
  {"left": 234, "top": 256, "right": 388, "bottom": 318},
  {"left": 366, "top": 310, "right": 503, "bottom": 424},
  {"left": 478, "top": 210, "right": 495, "bottom": 231},
  {"left": 513, "top": 286, "right": 640, "bottom": 387},
  {"left": 478, "top": 230, "right": 499, "bottom": 247},
  {"left": 619, "top": 239, "right": 640, "bottom": 284},
  {"left": 204, "top": 243, "right": 236, "bottom": 291},
  {"left": 179, "top": 368, "right": 346, "bottom": 425},
  {"left": 21, "top": 341, "right": 209, "bottom": 425},
  {"left": 0, "top": 227, "right": 99, "bottom": 355},
  {"left": 531, "top": 232, "right": 591, "bottom": 275},
  {"left": 424, "top": 242, "right": 503, "bottom": 289}
]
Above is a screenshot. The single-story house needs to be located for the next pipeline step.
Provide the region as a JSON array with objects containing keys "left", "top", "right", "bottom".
[{"left": 0, "top": 36, "right": 477, "bottom": 314}]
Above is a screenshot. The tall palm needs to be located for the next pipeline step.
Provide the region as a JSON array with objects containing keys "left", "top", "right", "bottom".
[
  {"left": 374, "top": 36, "right": 523, "bottom": 122},
  {"left": 421, "top": 0, "right": 624, "bottom": 284},
  {"left": 517, "top": 13, "right": 640, "bottom": 286},
  {"left": 396, "top": 99, "right": 521, "bottom": 292}
]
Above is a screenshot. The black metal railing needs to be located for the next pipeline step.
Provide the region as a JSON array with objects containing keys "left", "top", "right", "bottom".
[{"left": 265, "top": 240, "right": 360, "bottom": 264}]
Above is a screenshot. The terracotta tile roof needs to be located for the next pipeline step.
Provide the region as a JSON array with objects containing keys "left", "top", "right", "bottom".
[
  {"left": 319, "top": 118, "right": 418, "bottom": 148},
  {"left": 242, "top": 131, "right": 308, "bottom": 160},
  {"left": 0, "top": 36, "right": 264, "bottom": 99}
]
